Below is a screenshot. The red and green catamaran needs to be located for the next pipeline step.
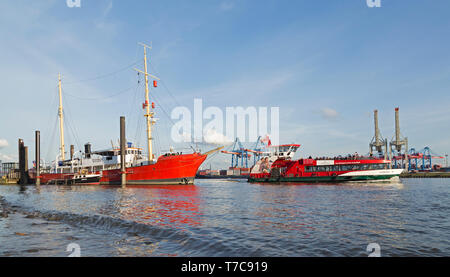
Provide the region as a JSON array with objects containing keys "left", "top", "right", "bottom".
[{"left": 249, "top": 144, "right": 403, "bottom": 182}]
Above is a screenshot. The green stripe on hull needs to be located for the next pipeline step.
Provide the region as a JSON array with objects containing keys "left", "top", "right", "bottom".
[{"left": 248, "top": 175, "right": 398, "bottom": 183}]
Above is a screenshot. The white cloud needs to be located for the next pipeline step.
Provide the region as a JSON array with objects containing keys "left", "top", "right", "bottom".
[
  {"left": 95, "top": 0, "right": 117, "bottom": 34},
  {"left": 220, "top": 2, "right": 234, "bottom": 11},
  {"left": 320, "top": 107, "right": 339, "bottom": 120},
  {"left": 0, "top": 153, "right": 15, "bottom": 162},
  {"left": 103, "top": 1, "right": 113, "bottom": 18},
  {"left": 203, "top": 128, "right": 233, "bottom": 145},
  {"left": 177, "top": 71, "right": 294, "bottom": 104},
  {"left": 0, "top": 139, "right": 8, "bottom": 149}
]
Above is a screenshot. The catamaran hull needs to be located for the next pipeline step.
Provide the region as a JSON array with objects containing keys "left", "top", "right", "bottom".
[{"left": 249, "top": 169, "right": 404, "bottom": 183}]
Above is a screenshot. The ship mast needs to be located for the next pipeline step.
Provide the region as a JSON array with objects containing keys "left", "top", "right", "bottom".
[
  {"left": 58, "top": 73, "right": 65, "bottom": 161},
  {"left": 134, "top": 42, "right": 160, "bottom": 162}
]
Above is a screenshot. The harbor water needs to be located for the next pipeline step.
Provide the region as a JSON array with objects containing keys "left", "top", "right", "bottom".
[{"left": 0, "top": 178, "right": 449, "bottom": 257}]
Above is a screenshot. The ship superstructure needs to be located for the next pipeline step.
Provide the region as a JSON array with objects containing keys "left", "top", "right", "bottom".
[{"left": 40, "top": 43, "right": 215, "bottom": 185}]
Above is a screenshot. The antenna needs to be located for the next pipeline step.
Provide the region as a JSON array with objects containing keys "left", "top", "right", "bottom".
[
  {"left": 138, "top": 42, "right": 152, "bottom": 50},
  {"left": 133, "top": 68, "right": 160, "bottom": 80},
  {"left": 133, "top": 42, "right": 159, "bottom": 162}
]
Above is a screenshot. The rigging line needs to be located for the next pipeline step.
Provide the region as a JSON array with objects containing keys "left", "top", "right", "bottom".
[
  {"left": 153, "top": 124, "right": 161, "bottom": 157},
  {"left": 150, "top": 88, "right": 177, "bottom": 126},
  {"left": 151, "top": 93, "right": 176, "bottom": 152},
  {"left": 63, "top": 92, "right": 82, "bottom": 149},
  {"left": 203, "top": 150, "right": 221, "bottom": 166},
  {"left": 147, "top": 66, "right": 196, "bottom": 150},
  {"left": 146, "top": 85, "right": 174, "bottom": 137},
  {"left": 149, "top": 62, "right": 183, "bottom": 108},
  {"left": 63, "top": 110, "right": 82, "bottom": 151},
  {"left": 127, "top": 77, "right": 143, "bottom": 138},
  {"left": 62, "top": 93, "right": 82, "bottom": 149},
  {"left": 63, "top": 84, "right": 138, "bottom": 100},
  {"left": 43, "top": 86, "right": 59, "bottom": 152},
  {"left": 134, "top": 111, "right": 143, "bottom": 148},
  {"left": 64, "top": 60, "right": 140, "bottom": 85},
  {"left": 132, "top": 79, "right": 144, "bottom": 146},
  {"left": 45, "top": 114, "right": 59, "bottom": 164}
]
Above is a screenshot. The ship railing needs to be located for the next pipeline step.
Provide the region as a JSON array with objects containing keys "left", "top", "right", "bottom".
[{"left": 310, "top": 156, "right": 383, "bottom": 161}]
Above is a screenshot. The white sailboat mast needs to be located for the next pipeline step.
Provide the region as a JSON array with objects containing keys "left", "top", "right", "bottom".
[{"left": 58, "top": 73, "right": 65, "bottom": 161}]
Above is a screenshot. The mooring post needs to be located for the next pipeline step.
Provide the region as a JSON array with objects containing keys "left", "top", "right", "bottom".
[
  {"left": 18, "top": 139, "right": 25, "bottom": 184},
  {"left": 35, "top": 131, "right": 41, "bottom": 185},
  {"left": 24, "top": 146, "right": 29, "bottom": 184},
  {"left": 120, "top": 116, "right": 127, "bottom": 187}
]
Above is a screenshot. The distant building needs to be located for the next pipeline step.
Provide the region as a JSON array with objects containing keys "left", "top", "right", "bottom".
[{"left": 1, "top": 162, "right": 19, "bottom": 179}]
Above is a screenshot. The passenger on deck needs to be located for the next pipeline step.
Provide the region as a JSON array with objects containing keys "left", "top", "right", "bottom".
[{"left": 259, "top": 157, "right": 270, "bottom": 173}]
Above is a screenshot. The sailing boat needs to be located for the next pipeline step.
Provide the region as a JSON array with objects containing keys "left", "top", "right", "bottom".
[{"left": 40, "top": 43, "right": 219, "bottom": 185}]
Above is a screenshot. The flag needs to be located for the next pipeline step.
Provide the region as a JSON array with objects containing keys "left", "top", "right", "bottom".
[{"left": 261, "top": 135, "right": 272, "bottom": 146}]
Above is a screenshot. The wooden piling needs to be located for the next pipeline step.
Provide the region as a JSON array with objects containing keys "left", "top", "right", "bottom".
[
  {"left": 18, "top": 139, "right": 25, "bottom": 184},
  {"left": 24, "top": 146, "right": 29, "bottom": 184},
  {"left": 35, "top": 131, "right": 41, "bottom": 185},
  {"left": 120, "top": 116, "right": 126, "bottom": 187}
]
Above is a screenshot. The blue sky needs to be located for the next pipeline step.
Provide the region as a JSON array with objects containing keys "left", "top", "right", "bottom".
[{"left": 0, "top": 0, "right": 449, "bottom": 169}]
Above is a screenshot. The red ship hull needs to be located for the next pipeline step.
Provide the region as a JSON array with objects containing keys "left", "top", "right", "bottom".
[{"left": 40, "top": 153, "right": 207, "bottom": 185}]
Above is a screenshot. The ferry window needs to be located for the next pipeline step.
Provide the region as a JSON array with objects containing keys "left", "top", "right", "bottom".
[
  {"left": 361, "top": 164, "right": 370, "bottom": 170},
  {"left": 369, "top": 164, "right": 383, "bottom": 170}
]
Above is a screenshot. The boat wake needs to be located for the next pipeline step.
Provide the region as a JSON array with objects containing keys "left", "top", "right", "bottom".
[{"left": 0, "top": 196, "right": 237, "bottom": 256}]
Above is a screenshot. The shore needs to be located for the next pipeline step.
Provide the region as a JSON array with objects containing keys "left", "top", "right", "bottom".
[{"left": 401, "top": 172, "right": 450, "bottom": 178}]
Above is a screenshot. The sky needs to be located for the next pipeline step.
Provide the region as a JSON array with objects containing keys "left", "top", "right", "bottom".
[{"left": 0, "top": 0, "right": 449, "bottom": 169}]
